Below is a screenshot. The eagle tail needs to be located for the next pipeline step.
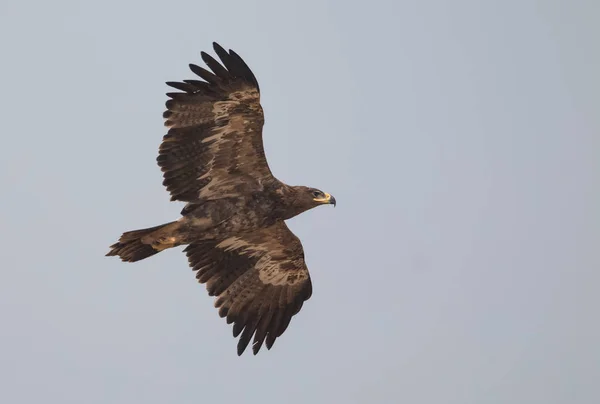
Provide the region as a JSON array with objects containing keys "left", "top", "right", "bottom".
[{"left": 106, "top": 221, "right": 179, "bottom": 262}]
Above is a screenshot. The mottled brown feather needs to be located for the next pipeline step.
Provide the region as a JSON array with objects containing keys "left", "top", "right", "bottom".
[
  {"left": 183, "top": 221, "right": 312, "bottom": 355},
  {"left": 158, "top": 42, "right": 274, "bottom": 203}
]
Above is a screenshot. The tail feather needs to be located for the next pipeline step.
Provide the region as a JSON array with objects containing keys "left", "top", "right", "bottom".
[{"left": 106, "top": 222, "right": 175, "bottom": 262}]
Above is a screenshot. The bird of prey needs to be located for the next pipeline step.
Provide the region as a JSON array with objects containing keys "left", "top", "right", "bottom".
[{"left": 106, "top": 42, "right": 336, "bottom": 355}]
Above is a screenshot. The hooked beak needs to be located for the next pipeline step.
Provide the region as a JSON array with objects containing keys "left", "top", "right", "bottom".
[{"left": 314, "top": 192, "right": 336, "bottom": 207}]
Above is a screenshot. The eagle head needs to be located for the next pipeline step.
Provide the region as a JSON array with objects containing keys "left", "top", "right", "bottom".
[
  {"left": 283, "top": 186, "right": 336, "bottom": 219},
  {"left": 307, "top": 187, "right": 336, "bottom": 207}
]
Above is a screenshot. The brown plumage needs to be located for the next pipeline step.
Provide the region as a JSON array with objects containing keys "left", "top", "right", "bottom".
[{"left": 107, "top": 42, "right": 336, "bottom": 355}]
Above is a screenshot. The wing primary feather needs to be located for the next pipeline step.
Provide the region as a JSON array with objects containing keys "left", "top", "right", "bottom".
[
  {"left": 189, "top": 64, "right": 219, "bottom": 84},
  {"left": 265, "top": 309, "right": 285, "bottom": 350},
  {"left": 182, "top": 79, "right": 215, "bottom": 94},
  {"left": 229, "top": 50, "right": 260, "bottom": 92},
  {"left": 237, "top": 316, "right": 260, "bottom": 356},
  {"left": 165, "top": 92, "right": 192, "bottom": 100},
  {"left": 275, "top": 303, "right": 297, "bottom": 338},
  {"left": 212, "top": 42, "right": 235, "bottom": 72},
  {"left": 218, "top": 304, "right": 229, "bottom": 318},
  {"left": 232, "top": 321, "right": 245, "bottom": 338},
  {"left": 265, "top": 332, "right": 276, "bottom": 350},
  {"left": 165, "top": 81, "right": 196, "bottom": 93},
  {"left": 212, "top": 43, "right": 256, "bottom": 89},
  {"left": 252, "top": 308, "right": 275, "bottom": 355},
  {"left": 224, "top": 49, "right": 252, "bottom": 83},
  {"left": 252, "top": 287, "right": 282, "bottom": 352},
  {"left": 201, "top": 51, "right": 231, "bottom": 80}
]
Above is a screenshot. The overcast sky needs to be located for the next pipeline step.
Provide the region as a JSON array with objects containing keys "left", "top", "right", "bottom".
[{"left": 1, "top": 1, "right": 598, "bottom": 403}]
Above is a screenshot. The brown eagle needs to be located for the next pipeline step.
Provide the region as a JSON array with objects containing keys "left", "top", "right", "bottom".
[{"left": 106, "top": 42, "right": 336, "bottom": 355}]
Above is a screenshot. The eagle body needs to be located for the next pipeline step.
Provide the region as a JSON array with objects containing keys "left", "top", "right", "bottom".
[
  {"left": 145, "top": 185, "right": 322, "bottom": 249},
  {"left": 107, "top": 42, "right": 335, "bottom": 355}
]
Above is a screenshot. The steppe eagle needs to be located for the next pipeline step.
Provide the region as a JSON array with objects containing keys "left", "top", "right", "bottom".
[{"left": 107, "top": 42, "right": 336, "bottom": 355}]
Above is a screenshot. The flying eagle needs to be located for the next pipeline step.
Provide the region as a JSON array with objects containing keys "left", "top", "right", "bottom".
[{"left": 106, "top": 42, "right": 336, "bottom": 355}]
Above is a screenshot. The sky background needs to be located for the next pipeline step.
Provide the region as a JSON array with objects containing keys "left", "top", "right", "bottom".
[{"left": 1, "top": 0, "right": 598, "bottom": 403}]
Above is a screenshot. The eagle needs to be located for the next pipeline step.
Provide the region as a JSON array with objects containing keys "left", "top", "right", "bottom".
[{"left": 106, "top": 42, "right": 336, "bottom": 355}]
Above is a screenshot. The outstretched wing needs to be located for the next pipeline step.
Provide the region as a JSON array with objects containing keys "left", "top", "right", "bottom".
[
  {"left": 183, "top": 221, "right": 312, "bottom": 355},
  {"left": 159, "top": 42, "right": 274, "bottom": 202}
]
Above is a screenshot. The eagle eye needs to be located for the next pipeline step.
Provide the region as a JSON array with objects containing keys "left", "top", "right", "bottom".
[{"left": 311, "top": 190, "right": 322, "bottom": 198}]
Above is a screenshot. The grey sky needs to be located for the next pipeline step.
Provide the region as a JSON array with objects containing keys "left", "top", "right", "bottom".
[{"left": 1, "top": 0, "right": 598, "bottom": 403}]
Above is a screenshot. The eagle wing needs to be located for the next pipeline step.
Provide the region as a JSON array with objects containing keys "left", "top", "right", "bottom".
[
  {"left": 158, "top": 42, "right": 273, "bottom": 202},
  {"left": 183, "top": 221, "right": 313, "bottom": 355}
]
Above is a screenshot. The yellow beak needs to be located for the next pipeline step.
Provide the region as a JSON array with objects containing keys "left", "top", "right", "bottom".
[{"left": 313, "top": 192, "right": 336, "bottom": 207}]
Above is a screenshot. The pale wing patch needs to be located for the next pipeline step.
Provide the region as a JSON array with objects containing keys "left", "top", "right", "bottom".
[
  {"left": 193, "top": 100, "right": 263, "bottom": 200},
  {"left": 217, "top": 236, "right": 251, "bottom": 251},
  {"left": 217, "top": 234, "right": 308, "bottom": 287},
  {"left": 212, "top": 100, "right": 233, "bottom": 121},
  {"left": 229, "top": 87, "right": 260, "bottom": 102},
  {"left": 256, "top": 256, "right": 308, "bottom": 286},
  {"left": 217, "top": 236, "right": 265, "bottom": 258}
]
